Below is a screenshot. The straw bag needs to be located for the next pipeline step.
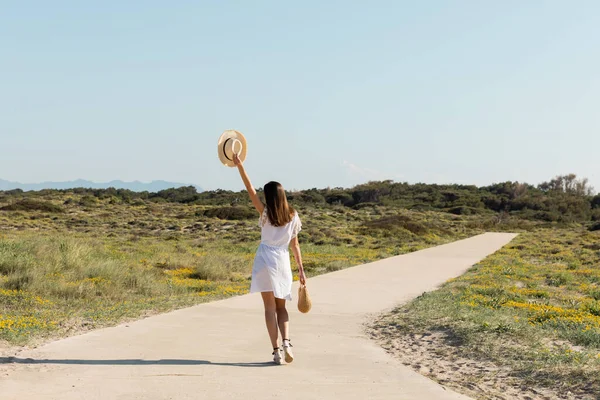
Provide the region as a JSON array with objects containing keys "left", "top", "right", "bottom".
[{"left": 297, "top": 284, "right": 312, "bottom": 313}]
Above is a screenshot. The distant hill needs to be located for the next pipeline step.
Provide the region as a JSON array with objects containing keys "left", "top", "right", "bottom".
[{"left": 0, "top": 179, "right": 202, "bottom": 193}]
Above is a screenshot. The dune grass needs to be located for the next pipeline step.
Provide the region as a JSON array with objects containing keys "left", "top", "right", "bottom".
[
  {"left": 7, "top": 189, "right": 597, "bottom": 398},
  {"left": 372, "top": 227, "right": 600, "bottom": 398},
  {"left": 0, "top": 192, "right": 499, "bottom": 345},
  {"left": 0, "top": 234, "right": 251, "bottom": 344}
]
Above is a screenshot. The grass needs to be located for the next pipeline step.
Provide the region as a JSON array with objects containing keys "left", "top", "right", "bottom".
[
  {"left": 9, "top": 193, "right": 600, "bottom": 398},
  {"left": 0, "top": 192, "right": 500, "bottom": 345},
  {"left": 372, "top": 227, "right": 600, "bottom": 398},
  {"left": 0, "top": 234, "right": 252, "bottom": 344},
  {"left": 6, "top": 189, "right": 596, "bottom": 397}
]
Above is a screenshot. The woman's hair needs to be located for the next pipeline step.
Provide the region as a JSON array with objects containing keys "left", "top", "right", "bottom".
[{"left": 264, "top": 181, "right": 294, "bottom": 227}]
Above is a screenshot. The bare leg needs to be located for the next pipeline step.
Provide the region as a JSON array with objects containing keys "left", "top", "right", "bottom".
[
  {"left": 275, "top": 298, "right": 289, "bottom": 341},
  {"left": 261, "top": 292, "right": 279, "bottom": 349}
]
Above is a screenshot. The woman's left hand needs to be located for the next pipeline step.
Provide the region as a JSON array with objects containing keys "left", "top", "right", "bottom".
[{"left": 298, "top": 269, "right": 307, "bottom": 286}]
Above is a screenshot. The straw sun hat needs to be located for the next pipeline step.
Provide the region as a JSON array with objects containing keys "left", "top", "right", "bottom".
[{"left": 218, "top": 130, "right": 247, "bottom": 167}]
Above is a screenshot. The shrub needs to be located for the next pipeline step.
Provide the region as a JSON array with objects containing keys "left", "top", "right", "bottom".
[
  {"left": 352, "top": 202, "right": 379, "bottom": 210},
  {"left": 0, "top": 199, "right": 64, "bottom": 213},
  {"left": 592, "top": 194, "right": 600, "bottom": 209},
  {"left": 78, "top": 196, "right": 98, "bottom": 207},
  {"left": 361, "top": 215, "right": 428, "bottom": 235},
  {"left": 531, "top": 211, "right": 561, "bottom": 222},
  {"left": 292, "top": 190, "right": 325, "bottom": 204},
  {"left": 325, "top": 192, "right": 354, "bottom": 206},
  {"left": 588, "top": 289, "right": 600, "bottom": 301},
  {"left": 546, "top": 273, "right": 571, "bottom": 287},
  {"left": 152, "top": 186, "right": 200, "bottom": 203},
  {"left": 447, "top": 206, "right": 486, "bottom": 216},
  {"left": 447, "top": 206, "right": 470, "bottom": 215},
  {"left": 199, "top": 206, "right": 256, "bottom": 220}
]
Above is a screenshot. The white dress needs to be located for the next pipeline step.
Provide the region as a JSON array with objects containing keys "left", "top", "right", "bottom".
[{"left": 250, "top": 209, "right": 302, "bottom": 301}]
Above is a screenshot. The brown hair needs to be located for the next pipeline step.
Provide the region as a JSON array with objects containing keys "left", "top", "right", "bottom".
[{"left": 264, "top": 181, "right": 294, "bottom": 227}]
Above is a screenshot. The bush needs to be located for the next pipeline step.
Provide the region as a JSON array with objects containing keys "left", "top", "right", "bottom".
[
  {"left": 0, "top": 199, "right": 64, "bottom": 213},
  {"left": 292, "top": 189, "right": 325, "bottom": 204},
  {"left": 352, "top": 202, "right": 379, "bottom": 210},
  {"left": 78, "top": 195, "right": 98, "bottom": 207},
  {"left": 447, "top": 206, "right": 483, "bottom": 216},
  {"left": 199, "top": 206, "right": 257, "bottom": 220},
  {"left": 546, "top": 273, "right": 571, "bottom": 287},
  {"left": 590, "top": 222, "right": 600, "bottom": 232},
  {"left": 530, "top": 211, "right": 560, "bottom": 222},
  {"left": 361, "top": 215, "right": 428, "bottom": 235},
  {"left": 152, "top": 186, "right": 200, "bottom": 203},
  {"left": 325, "top": 192, "right": 354, "bottom": 206}
]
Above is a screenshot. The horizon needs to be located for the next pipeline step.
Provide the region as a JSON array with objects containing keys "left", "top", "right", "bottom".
[
  {"left": 2, "top": 2, "right": 599, "bottom": 191},
  {"left": 0, "top": 173, "right": 596, "bottom": 194}
]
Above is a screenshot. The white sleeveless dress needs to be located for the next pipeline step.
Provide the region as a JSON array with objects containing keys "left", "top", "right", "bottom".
[{"left": 250, "top": 209, "right": 302, "bottom": 301}]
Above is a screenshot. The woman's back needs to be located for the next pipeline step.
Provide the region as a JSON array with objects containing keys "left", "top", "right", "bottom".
[{"left": 259, "top": 209, "right": 302, "bottom": 248}]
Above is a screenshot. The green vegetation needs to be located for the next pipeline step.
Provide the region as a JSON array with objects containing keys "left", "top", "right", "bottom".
[
  {"left": 2, "top": 173, "right": 598, "bottom": 222},
  {"left": 1, "top": 173, "right": 598, "bottom": 398},
  {"left": 0, "top": 184, "right": 503, "bottom": 345},
  {"left": 0, "top": 199, "right": 64, "bottom": 213},
  {"left": 372, "top": 228, "right": 600, "bottom": 398}
]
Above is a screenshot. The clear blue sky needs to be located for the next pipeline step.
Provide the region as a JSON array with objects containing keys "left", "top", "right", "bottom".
[{"left": 1, "top": 1, "right": 599, "bottom": 192}]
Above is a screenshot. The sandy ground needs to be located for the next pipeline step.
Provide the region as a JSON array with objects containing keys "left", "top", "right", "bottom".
[{"left": 368, "top": 317, "right": 593, "bottom": 400}]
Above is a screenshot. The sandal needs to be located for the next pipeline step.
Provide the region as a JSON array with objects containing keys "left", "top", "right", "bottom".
[
  {"left": 272, "top": 347, "right": 282, "bottom": 365},
  {"left": 282, "top": 339, "right": 294, "bottom": 363}
]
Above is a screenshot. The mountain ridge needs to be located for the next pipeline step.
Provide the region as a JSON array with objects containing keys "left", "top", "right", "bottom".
[{"left": 0, "top": 179, "right": 202, "bottom": 193}]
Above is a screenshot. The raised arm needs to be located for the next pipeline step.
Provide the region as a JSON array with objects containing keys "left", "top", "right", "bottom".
[{"left": 233, "top": 153, "right": 264, "bottom": 214}]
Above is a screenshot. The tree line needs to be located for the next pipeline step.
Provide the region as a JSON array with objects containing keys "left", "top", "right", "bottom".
[{"left": 1, "top": 174, "right": 599, "bottom": 223}]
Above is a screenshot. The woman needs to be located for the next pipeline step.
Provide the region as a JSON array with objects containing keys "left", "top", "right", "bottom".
[{"left": 233, "top": 153, "right": 307, "bottom": 365}]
